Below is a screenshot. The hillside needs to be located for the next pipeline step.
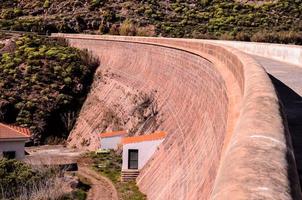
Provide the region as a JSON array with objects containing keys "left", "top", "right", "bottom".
[
  {"left": 0, "top": 33, "right": 98, "bottom": 143},
  {"left": 0, "top": 0, "right": 301, "bottom": 44}
]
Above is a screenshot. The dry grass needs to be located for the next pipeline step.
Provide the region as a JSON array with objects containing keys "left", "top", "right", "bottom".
[
  {"left": 119, "top": 20, "right": 136, "bottom": 36},
  {"left": 1, "top": 158, "right": 75, "bottom": 200},
  {"left": 16, "top": 176, "right": 70, "bottom": 200},
  {"left": 136, "top": 25, "right": 155, "bottom": 37},
  {"left": 251, "top": 31, "right": 302, "bottom": 44},
  {"left": 118, "top": 20, "right": 155, "bottom": 37},
  {"left": 0, "top": 170, "right": 69, "bottom": 200}
]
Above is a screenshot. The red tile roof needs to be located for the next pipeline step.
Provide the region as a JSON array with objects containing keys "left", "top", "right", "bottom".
[
  {"left": 0, "top": 123, "right": 31, "bottom": 141},
  {"left": 99, "top": 130, "right": 128, "bottom": 138},
  {"left": 122, "top": 131, "right": 167, "bottom": 145}
]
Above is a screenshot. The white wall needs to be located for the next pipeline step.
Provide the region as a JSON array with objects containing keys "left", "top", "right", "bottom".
[
  {"left": 203, "top": 39, "right": 302, "bottom": 67},
  {"left": 122, "top": 139, "right": 164, "bottom": 170},
  {"left": 0, "top": 140, "right": 26, "bottom": 159},
  {"left": 100, "top": 135, "right": 123, "bottom": 149}
]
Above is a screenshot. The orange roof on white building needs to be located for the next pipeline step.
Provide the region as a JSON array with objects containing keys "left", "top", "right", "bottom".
[
  {"left": 99, "top": 130, "right": 128, "bottom": 138},
  {"left": 122, "top": 131, "right": 167, "bottom": 145},
  {"left": 0, "top": 123, "right": 31, "bottom": 140}
]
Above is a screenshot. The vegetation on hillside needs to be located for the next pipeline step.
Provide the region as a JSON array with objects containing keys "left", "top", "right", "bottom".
[
  {"left": 0, "top": 159, "right": 90, "bottom": 200},
  {"left": 0, "top": 33, "right": 99, "bottom": 143},
  {"left": 0, "top": 0, "right": 301, "bottom": 44},
  {"left": 88, "top": 151, "right": 146, "bottom": 200},
  {"left": 0, "top": 159, "right": 61, "bottom": 199}
]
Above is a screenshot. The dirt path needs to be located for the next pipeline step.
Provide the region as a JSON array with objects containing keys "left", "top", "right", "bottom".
[{"left": 78, "top": 166, "right": 118, "bottom": 200}]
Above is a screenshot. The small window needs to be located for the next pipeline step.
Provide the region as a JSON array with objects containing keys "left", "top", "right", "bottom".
[
  {"left": 128, "top": 149, "right": 138, "bottom": 169},
  {"left": 3, "top": 151, "right": 16, "bottom": 159}
]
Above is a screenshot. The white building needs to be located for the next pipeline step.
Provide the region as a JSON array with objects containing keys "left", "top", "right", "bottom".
[
  {"left": 121, "top": 131, "right": 167, "bottom": 181},
  {"left": 99, "top": 130, "right": 128, "bottom": 150},
  {"left": 0, "top": 123, "right": 30, "bottom": 160}
]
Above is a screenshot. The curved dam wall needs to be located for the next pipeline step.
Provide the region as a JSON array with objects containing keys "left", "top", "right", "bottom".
[{"left": 52, "top": 34, "right": 301, "bottom": 200}]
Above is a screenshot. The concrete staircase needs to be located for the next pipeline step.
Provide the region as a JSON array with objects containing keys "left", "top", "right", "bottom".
[{"left": 121, "top": 170, "right": 140, "bottom": 181}]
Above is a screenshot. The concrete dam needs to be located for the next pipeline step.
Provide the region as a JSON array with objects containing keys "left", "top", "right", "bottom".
[{"left": 53, "top": 34, "right": 302, "bottom": 200}]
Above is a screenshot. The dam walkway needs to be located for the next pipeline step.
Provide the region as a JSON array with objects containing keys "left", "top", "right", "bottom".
[{"left": 249, "top": 54, "right": 302, "bottom": 186}]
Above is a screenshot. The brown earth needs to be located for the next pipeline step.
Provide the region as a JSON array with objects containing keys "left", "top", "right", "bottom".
[
  {"left": 78, "top": 166, "right": 118, "bottom": 200},
  {"left": 53, "top": 34, "right": 301, "bottom": 200}
]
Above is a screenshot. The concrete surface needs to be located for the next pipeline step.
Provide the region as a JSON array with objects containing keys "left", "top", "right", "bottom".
[
  {"left": 100, "top": 135, "right": 123, "bottom": 150},
  {"left": 249, "top": 55, "right": 302, "bottom": 190},
  {"left": 24, "top": 145, "right": 86, "bottom": 165},
  {"left": 52, "top": 34, "right": 301, "bottom": 200},
  {"left": 251, "top": 55, "right": 302, "bottom": 95}
]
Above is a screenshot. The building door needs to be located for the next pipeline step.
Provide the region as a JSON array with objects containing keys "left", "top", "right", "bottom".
[{"left": 128, "top": 149, "right": 138, "bottom": 169}]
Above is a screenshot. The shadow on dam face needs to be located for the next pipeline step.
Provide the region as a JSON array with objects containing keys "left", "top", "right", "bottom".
[
  {"left": 52, "top": 34, "right": 302, "bottom": 200},
  {"left": 269, "top": 74, "right": 302, "bottom": 190}
]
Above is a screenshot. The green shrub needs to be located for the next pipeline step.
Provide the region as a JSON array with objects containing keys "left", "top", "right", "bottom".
[
  {"left": 0, "top": 159, "right": 54, "bottom": 199},
  {"left": 43, "top": 0, "right": 50, "bottom": 8},
  {"left": 64, "top": 77, "right": 72, "bottom": 85}
]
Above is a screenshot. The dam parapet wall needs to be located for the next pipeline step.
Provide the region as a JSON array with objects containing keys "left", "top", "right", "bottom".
[{"left": 203, "top": 39, "right": 302, "bottom": 67}]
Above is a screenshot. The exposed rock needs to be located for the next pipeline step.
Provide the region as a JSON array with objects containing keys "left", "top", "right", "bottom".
[{"left": 68, "top": 69, "right": 162, "bottom": 150}]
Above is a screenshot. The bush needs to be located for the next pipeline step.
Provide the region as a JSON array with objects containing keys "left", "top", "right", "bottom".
[
  {"left": 43, "top": 0, "right": 50, "bottom": 8},
  {"left": 136, "top": 25, "right": 155, "bottom": 37},
  {"left": 219, "top": 33, "right": 234, "bottom": 40},
  {"left": 235, "top": 32, "right": 251, "bottom": 41},
  {"left": 0, "top": 159, "right": 53, "bottom": 199},
  {"left": 119, "top": 20, "right": 136, "bottom": 36},
  {"left": 251, "top": 31, "right": 302, "bottom": 44},
  {"left": 108, "top": 24, "right": 120, "bottom": 35}
]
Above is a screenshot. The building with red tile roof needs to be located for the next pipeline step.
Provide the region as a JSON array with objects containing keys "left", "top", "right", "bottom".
[
  {"left": 0, "top": 123, "right": 31, "bottom": 159},
  {"left": 0, "top": 123, "right": 31, "bottom": 141}
]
